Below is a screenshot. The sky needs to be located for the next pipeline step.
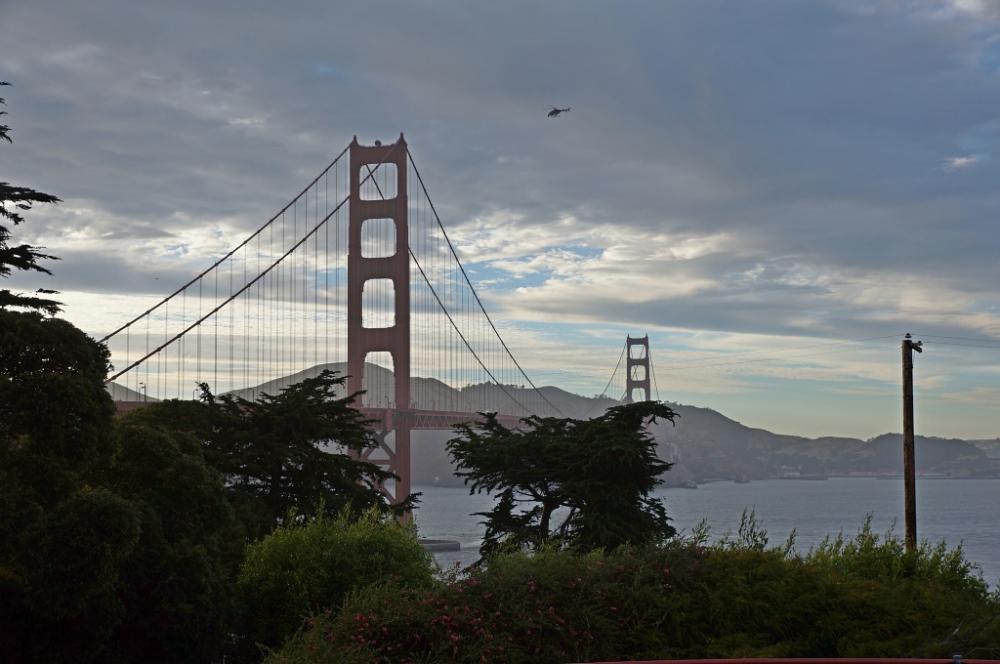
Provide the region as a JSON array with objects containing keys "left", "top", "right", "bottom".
[{"left": 3, "top": 0, "right": 1000, "bottom": 439}]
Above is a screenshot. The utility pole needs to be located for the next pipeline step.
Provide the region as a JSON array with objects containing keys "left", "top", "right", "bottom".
[{"left": 901, "top": 332, "right": 922, "bottom": 552}]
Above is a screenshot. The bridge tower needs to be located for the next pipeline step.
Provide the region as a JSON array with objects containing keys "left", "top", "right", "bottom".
[
  {"left": 347, "top": 135, "right": 411, "bottom": 507},
  {"left": 625, "top": 335, "right": 651, "bottom": 403}
]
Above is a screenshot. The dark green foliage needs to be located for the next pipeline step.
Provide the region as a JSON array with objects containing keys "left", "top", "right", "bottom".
[
  {"left": 0, "top": 487, "right": 141, "bottom": 664},
  {"left": 23, "top": 488, "right": 141, "bottom": 619},
  {"left": 133, "top": 371, "right": 414, "bottom": 538},
  {"left": 0, "top": 310, "right": 115, "bottom": 476},
  {"left": 0, "top": 82, "right": 62, "bottom": 314},
  {"left": 0, "top": 312, "right": 120, "bottom": 607},
  {"left": 202, "top": 372, "right": 404, "bottom": 531},
  {"left": 0, "top": 311, "right": 126, "bottom": 662},
  {"left": 0, "top": 313, "right": 108, "bottom": 466},
  {"left": 0, "top": 81, "right": 8, "bottom": 143},
  {"left": 122, "top": 395, "right": 213, "bottom": 436},
  {"left": 447, "top": 402, "right": 676, "bottom": 556},
  {"left": 804, "top": 513, "right": 990, "bottom": 597},
  {"left": 99, "top": 423, "right": 244, "bottom": 664},
  {"left": 121, "top": 374, "right": 426, "bottom": 661},
  {"left": 0, "top": 311, "right": 242, "bottom": 663},
  {"left": 236, "top": 509, "right": 435, "bottom": 659},
  {"left": 268, "top": 523, "right": 1000, "bottom": 664}
]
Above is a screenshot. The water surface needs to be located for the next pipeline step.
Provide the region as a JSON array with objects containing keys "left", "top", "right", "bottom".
[{"left": 413, "top": 478, "right": 1000, "bottom": 584}]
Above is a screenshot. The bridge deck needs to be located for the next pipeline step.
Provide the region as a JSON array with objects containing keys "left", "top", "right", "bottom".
[{"left": 358, "top": 407, "right": 523, "bottom": 431}]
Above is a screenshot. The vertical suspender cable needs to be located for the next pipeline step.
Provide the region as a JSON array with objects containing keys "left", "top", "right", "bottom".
[
  {"left": 213, "top": 263, "right": 218, "bottom": 393},
  {"left": 180, "top": 289, "right": 185, "bottom": 396},
  {"left": 325, "top": 170, "right": 329, "bottom": 369}
]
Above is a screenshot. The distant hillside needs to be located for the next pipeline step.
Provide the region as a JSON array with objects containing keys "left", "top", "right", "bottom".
[
  {"left": 109, "top": 364, "right": 999, "bottom": 487},
  {"left": 646, "top": 404, "right": 994, "bottom": 485},
  {"left": 971, "top": 438, "right": 1000, "bottom": 459},
  {"left": 223, "top": 362, "right": 612, "bottom": 417},
  {"left": 106, "top": 382, "right": 159, "bottom": 402}
]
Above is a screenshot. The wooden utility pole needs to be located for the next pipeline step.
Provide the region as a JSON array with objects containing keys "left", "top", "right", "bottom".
[{"left": 901, "top": 333, "right": 922, "bottom": 552}]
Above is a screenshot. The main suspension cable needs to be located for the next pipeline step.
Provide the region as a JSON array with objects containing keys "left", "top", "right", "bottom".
[
  {"left": 599, "top": 341, "right": 627, "bottom": 400},
  {"left": 406, "top": 150, "right": 564, "bottom": 417},
  {"left": 99, "top": 144, "right": 351, "bottom": 343},
  {"left": 362, "top": 163, "right": 533, "bottom": 415},
  {"left": 106, "top": 145, "right": 397, "bottom": 385}
]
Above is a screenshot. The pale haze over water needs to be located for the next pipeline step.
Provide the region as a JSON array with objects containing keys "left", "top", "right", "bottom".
[{"left": 414, "top": 478, "right": 1000, "bottom": 585}]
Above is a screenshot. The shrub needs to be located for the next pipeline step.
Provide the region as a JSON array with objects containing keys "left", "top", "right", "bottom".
[
  {"left": 267, "top": 521, "right": 1000, "bottom": 663},
  {"left": 236, "top": 509, "right": 435, "bottom": 659},
  {"left": 805, "top": 514, "right": 989, "bottom": 596}
]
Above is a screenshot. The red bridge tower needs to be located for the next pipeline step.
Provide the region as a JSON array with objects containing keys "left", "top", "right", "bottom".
[
  {"left": 347, "top": 136, "right": 411, "bottom": 507},
  {"left": 625, "top": 335, "right": 651, "bottom": 403}
]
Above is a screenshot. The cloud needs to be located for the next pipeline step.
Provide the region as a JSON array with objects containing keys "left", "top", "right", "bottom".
[
  {"left": 949, "top": 0, "right": 1000, "bottom": 20},
  {"left": 940, "top": 385, "right": 1000, "bottom": 404},
  {"left": 3, "top": 0, "right": 1000, "bottom": 436},
  {"left": 944, "top": 154, "right": 981, "bottom": 170}
]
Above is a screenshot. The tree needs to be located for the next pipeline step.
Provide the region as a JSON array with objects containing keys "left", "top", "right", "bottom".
[
  {"left": 128, "top": 371, "right": 417, "bottom": 538},
  {"left": 0, "top": 310, "right": 119, "bottom": 579},
  {"left": 0, "top": 311, "right": 140, "bottom": 663},
  {"left": 0, "top": 82, "right": 61, "bottom": 314},
  {"left": 447, "top": 402, "right": 678, "bottom": 556},
  {"left": 0, "top": 310, "right": 115, "bottom": 479},
  {"left": 204, "top": 372, "right": 418, "bottom": 536},
  {"left": 99, "top": 422, "right": 245, "bottom": 664},
  {"left": 0, "top": 484, "right": 142, "bottom": 664}
]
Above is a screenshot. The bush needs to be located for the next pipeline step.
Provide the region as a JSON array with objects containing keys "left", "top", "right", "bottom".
[
  {"left": 236, "top": 509, "right": 435, "bottom": 660},
  {"left": 267, "top": 520, "right": 1000, "bottom": 664},
  {"left": 804, "top": 514, "right": 989, "bottom": 595}
]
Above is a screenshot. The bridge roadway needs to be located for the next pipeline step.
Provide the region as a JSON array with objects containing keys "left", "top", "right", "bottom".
[
  {"left": 114, "top": 401, "right": 524, "bottom": 431},
  {"left": 358, "top": 407, "right": 524, "bottom": 431}
]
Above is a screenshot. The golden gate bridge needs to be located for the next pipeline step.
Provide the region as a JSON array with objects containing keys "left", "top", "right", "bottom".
[{"left": 100, "top": 136, "right": 659, "bottom": 505}]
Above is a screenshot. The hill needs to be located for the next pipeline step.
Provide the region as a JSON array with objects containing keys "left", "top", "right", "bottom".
[{"left": 109, "top": 364, "right": 998, "bottom": 487}]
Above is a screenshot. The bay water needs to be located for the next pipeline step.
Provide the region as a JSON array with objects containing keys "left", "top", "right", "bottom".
[{"left": 413, "top": 478, "right": 1000, "bottom": 585}]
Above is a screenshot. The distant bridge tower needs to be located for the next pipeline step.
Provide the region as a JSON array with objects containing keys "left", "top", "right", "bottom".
[
  {"left": 347, "top": 135, "right": 411, "bottom": 508},
  {"left": 625, "top": 335, "right": 651, "bottom": 403}
]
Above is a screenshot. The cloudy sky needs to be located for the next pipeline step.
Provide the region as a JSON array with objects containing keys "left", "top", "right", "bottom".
[{"left": 3, "top": 0, "right": 1000, "bottom": 439}]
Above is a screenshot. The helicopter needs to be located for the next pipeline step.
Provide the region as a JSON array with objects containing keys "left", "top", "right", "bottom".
[{"left": 547, "top": 106, "right": 571, "bottom": 118}]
